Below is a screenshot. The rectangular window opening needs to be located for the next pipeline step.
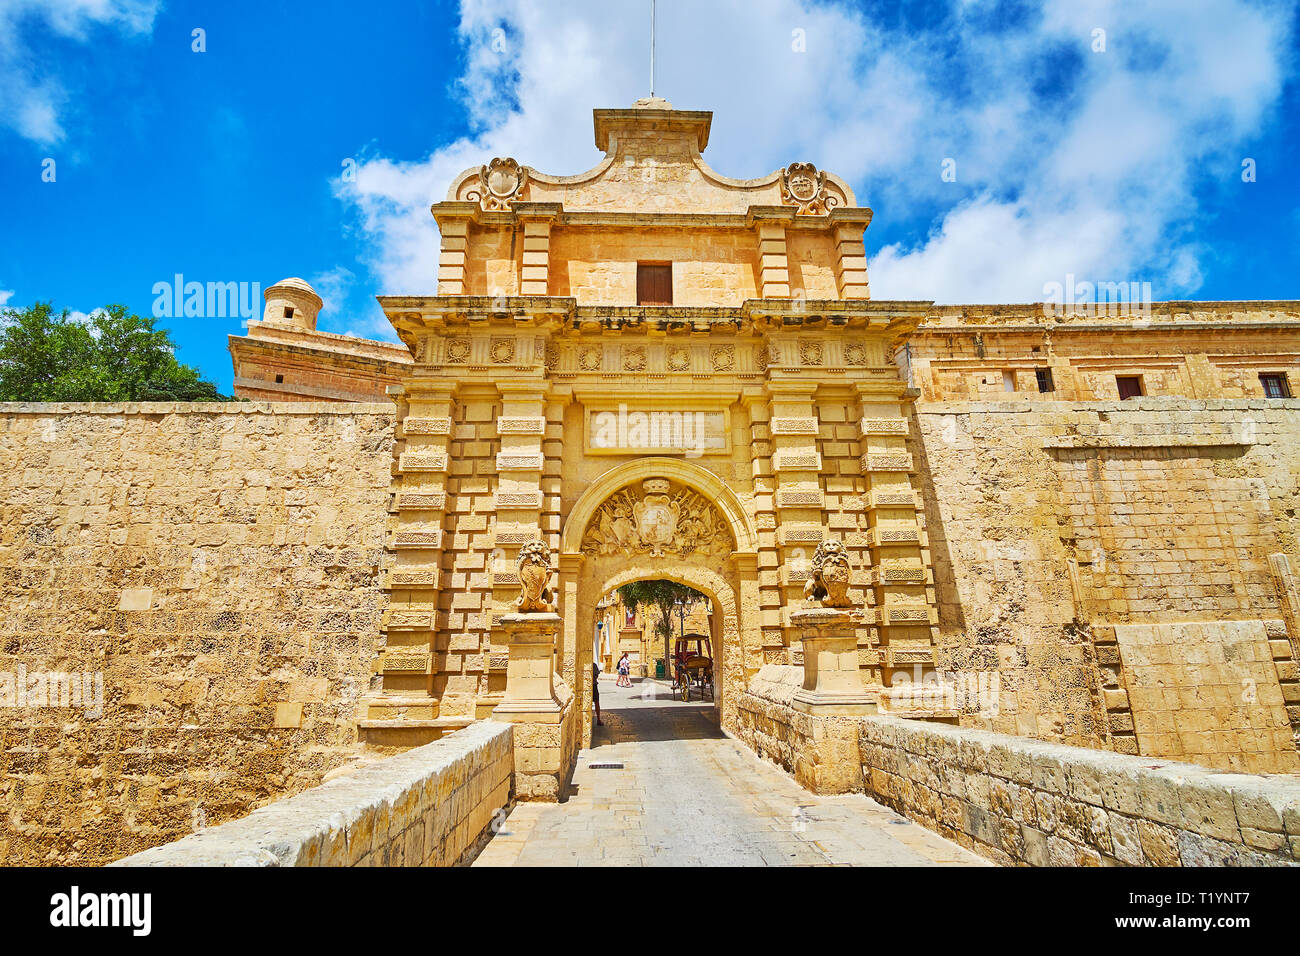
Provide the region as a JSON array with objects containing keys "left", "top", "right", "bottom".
[
  {"left": 283, "top": 306, "right": 295, "bottom": 319},
  {"left": 1002, "top": 370, "right": 1016, "bottom": 393},
  {"left": 1116, "top": 375, "right": 1144, "bottom": 400},
  {"left": 1260, "top": 373, "right": 1291, "bottom": 399},
  {"left": 1035, "top": 368, "right": 1055, "bottom": 393},
  {"left": 637, "top": 262, "right": 672, "bottom": 306},
  {"left": 274, "top": 374, "right": 284, "bottom": 384}
]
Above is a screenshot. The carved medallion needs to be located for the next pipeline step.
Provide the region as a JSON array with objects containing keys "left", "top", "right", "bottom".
[
  {"left": 580, "top": 479, "right": 734, "bottom": 559},
  {"left": 633, "top": 479, "right": 677, "bottom": 556},
  {"left": 469, "top": 157, "right": 529, "bottom": 211},
  {"left": 781, "top": 162, "right": 838, "bottom": 215}
]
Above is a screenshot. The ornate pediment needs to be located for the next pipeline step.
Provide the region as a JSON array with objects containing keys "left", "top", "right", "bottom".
[
  {"left": 579, "top": 478, "right": 735, "bottom": 559},
  {"left": 442, "top": 101, "right": 858, "bottom": 216}
]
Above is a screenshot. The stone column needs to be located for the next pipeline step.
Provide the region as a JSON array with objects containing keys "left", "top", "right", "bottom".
[{"left": 791, "top": 606, "right": 878, "bottom": 716}]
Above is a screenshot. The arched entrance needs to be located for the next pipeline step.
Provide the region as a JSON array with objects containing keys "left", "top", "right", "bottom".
[{"left": 557, "top": 458, "right": 761, "bottom": 746}]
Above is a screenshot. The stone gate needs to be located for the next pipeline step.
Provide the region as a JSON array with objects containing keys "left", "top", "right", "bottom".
[{"left": 358, "top": 97, "right": 942, "bottom": 754}]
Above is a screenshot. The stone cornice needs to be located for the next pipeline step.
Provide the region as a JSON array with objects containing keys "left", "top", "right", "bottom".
[
  {"left": 430, "top": 201, "right": 875, "bottom": 233},
  {"left": 379, "top": 296, "right": 934, "bottom": 339}
]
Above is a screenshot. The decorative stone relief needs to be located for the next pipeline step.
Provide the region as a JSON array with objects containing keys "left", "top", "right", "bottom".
[
  {"left": 780, "top": 162, "right": 839, "bottom": 215},
  {"left": 667, "top": 346, "right": 691, "bottom": 372},
  {"left": 468, "top": 157, "right": 529, "bottom": 211},
  {"left": 623, "top": 345, "right": 647, "bottom": 372},
  {"left": 446, "top": 338, "right": 472, "bottom": 364},
  {"left": 489, "top": 338, "right": 515, "bottom": 364},
  {"left": 516, "top": 540, "right": 554, "bottom": 613},
  {"left": 580, "top": 478, "right": 735, "bottom": 559},
  {"left": 803, "top": 539, "right": 853, "bottom": 608},
  {"left": 710, "top": 345, "right": 735, "bottom": 371}
]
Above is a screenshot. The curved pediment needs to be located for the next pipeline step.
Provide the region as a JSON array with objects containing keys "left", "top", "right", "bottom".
[{"left": 444, "top": 98, "right": 858, "bottom": 216}]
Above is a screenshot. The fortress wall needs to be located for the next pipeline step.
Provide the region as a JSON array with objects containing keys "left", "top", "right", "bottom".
[
  {"left": 914, "top": 398, "right": 1300, "bottom": 773},
  {"left": 0, "top": 402, "right": 394, "bottom": 864}
]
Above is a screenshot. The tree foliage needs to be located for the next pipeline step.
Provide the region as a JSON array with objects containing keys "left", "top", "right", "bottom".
[
  {"left": 0, "top": 301, "right": 228, "bottom": 402},
  {"left": 616, "top": 579, "right": 708, "bottom": 665}
]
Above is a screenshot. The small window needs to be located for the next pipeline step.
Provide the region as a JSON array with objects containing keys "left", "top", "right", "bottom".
[
  {"left": 1260, "top": 373, "right": 1291, "bottom": 399},
  {"left": 283, "top": 306, "right": 295, "bottom": 319},
  {"left": 1002, "top": 370, "right": 1016, "bottom": 393},
  {"left": 274, "top": 374, "right": 284, "bottom": 384},
  {"left": 637, "top": 263, "right": 672, "bottom": 305},
  {"left": 1035, "top": 368, "right": 1055, "bottom": 393},
  {"left": 1116, "top": 375, "right": 1144, "bottom": 400}
]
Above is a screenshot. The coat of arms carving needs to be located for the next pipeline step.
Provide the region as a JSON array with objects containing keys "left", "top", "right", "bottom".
[
  {"left": 516, "top": 539, "right": 554, "bottom": 613},
  {"left": 580, "top": 479, "right": 733, "bottom": 559},
  {"left": 469, "top": 157, "right": 529, "bottom": 211},
  {"left": 781, "top": 162, "right": 838, "bottom": 215},
  {"left": 803, "top": 538, "right": 853, "bottom": 608}
]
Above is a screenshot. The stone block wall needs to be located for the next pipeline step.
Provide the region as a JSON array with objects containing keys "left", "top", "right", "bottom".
[
  {"left": 858, "top": 714, "right": 1300, "bottom": 867},
  {"left": 112, "top": 721, "right": 512, "bottom": 866},
  {"left": 504, "top": 678, "right": 579, "bottom": 802},
  {"left": 0, "top": 402, "right": 394, "bottom": 864},
  {"left": 913, "top": 398, "right": 1300, "bottom": 771},
  {"left": 733, "top": 664, "right": 864, "bottom": 794}
]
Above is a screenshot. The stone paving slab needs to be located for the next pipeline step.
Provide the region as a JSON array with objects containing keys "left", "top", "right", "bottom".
[{"left": 474, "top": 678, "right": 986, "bottom": 867}]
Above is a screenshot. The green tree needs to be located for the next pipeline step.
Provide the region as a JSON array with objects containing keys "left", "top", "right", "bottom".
[
  {"left": 616, "top": 579, "right": 707, "bottom": 675},
  {"left": 0, "top": 301, "right": 228, "bottom": 402}
]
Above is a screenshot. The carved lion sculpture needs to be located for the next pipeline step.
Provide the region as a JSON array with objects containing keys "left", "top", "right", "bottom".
[
  {"left": 803, "top": 539, "right": 853, "bottom": 608},
  {"left": 516, "top": 540, "right": 555, "bottom": 613}
]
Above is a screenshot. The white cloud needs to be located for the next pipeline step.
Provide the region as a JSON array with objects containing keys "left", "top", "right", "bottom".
[
  {"left": 0, "top": 289, "right": 13, "bottom": 308},
  {"left": 334, "top": 0, "right": 1293, "bottom": 312},
  {"left": 0, "top": 0, "right": 160, "bottom": 144}
]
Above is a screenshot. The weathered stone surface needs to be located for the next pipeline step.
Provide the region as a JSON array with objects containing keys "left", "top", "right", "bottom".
[
  {"left": 112, "top": 721, "right": 513, "bottom": 867},
  {"left": 856, "top": 714, "right": 1300, "bottom": 867},
  {"left": 0, "top": 402, "right": 394, "bottom": 865}
]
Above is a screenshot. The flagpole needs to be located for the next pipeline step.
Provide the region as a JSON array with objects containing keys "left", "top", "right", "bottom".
[{"left": 650, "top": 0, "right": 656, "bottom": 97}]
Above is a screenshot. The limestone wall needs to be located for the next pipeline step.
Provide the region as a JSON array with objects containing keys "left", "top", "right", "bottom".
[
  {"left": 112, "top": 720, "right": 512, "bottom": 866},
  {"left": 0, "top": 401, "right": 394, "bottom": 864},
  {"left": 858, "top": 714, "right": 1300, "bottom": 867},
  {"left": 733, "top": 665, "right": 864, "bottom": 794},
  {"left": 913, "top": 398, "right": 1300, "bottom": 772}
]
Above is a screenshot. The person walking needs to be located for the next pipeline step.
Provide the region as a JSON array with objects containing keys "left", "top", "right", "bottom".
[
  {"left": 592, "top": 659, "right": 604, "bottom": 726},
  {"left": 616, "top": 652, "right": 632, "bottom": 688}
]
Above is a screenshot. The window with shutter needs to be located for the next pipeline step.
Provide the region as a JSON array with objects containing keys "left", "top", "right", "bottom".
[
  {"left": 637, "top": 263, "right": 672, "bottom": 305},
  {"left": 1116, "top": 376, "right": 1144, "bottom": 400},
  {"left": 1260, "top": 373, "right": 1291, "bottom": 399}
]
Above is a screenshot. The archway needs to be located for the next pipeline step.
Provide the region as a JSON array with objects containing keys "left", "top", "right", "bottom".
[{"left": 558, "top": 458, "right": 761, "bottom": 747}]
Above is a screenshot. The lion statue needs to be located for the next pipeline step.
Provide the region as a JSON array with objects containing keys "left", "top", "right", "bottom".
[
  {"left": 803, "top": 539, "right": 853, "bottom": 608},
  {"left": 516, "top": 540, "right": 555, "bottom": 613}
]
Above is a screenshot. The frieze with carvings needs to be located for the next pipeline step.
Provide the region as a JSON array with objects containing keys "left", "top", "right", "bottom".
[{"left": 580, "top": 478, "right": 735, "bottom": 559}]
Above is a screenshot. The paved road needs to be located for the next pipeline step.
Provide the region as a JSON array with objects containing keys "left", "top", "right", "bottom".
[{"left": 473, "top": 677, "right": 986, "bottom": 866}]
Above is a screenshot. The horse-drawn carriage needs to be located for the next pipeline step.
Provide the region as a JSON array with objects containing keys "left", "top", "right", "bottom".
[{"left": 672, "top": 633, "right": 713, "bottom": 702}]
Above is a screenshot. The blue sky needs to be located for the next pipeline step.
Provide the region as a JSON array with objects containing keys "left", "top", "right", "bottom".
[{"left": 1, "top": 0, "right": 1298, "bottom": 394}]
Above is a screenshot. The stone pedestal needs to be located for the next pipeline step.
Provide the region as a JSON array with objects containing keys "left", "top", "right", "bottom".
[
  {"left": 491, "top": 612, "right": 577, "bottom": 802},
  {"left": 494, "top": 612, "right": 563, "bottom": 718},
  {"left": 791, "top": 607, "right": 878, "bottom": 716}
]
